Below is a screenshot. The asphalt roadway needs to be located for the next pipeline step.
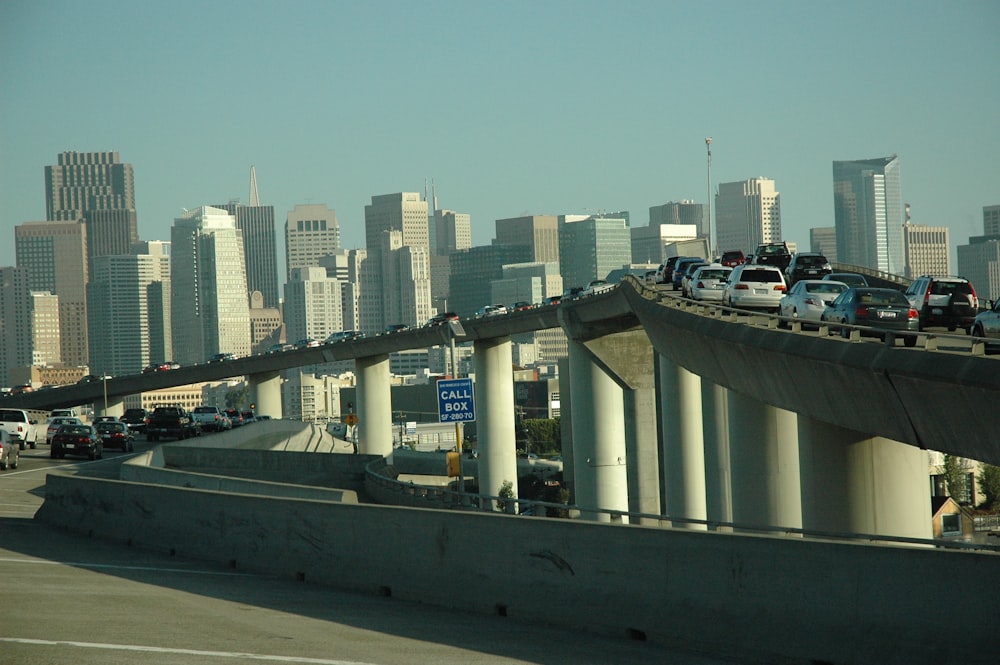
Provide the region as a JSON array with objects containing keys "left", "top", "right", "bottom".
[{"left": 0, "top": 441, "right": 742, "bottom": 665}]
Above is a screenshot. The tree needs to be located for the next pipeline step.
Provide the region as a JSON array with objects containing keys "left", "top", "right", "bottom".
[
  {"left": 944, "top": 454, "right": 968, "bottom": 505},
  {"left": 524, "top": 417, "right": 561, "bottom": 456},
  {"left": 225, "top": 385, "right": 250, "bottom": 411},
  {"left": 978, "top": 464, "right": 1000, "bottom": 511}
]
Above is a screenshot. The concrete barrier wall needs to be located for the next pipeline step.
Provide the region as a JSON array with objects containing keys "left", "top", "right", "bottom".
[{"left": 35, "top": 473, "right": 1000, "bottom": 665}]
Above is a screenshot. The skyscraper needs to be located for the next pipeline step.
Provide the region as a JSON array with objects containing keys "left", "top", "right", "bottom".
[
  {"left": 44, "top": 151, "right": 138, "bottom": 270},
  {"left": 170, "top": 206, "right": 251, "bottom": 364},
  {"left": 448, "top": 244, "right": 533, "bottom": 317},
  {"left": 360, "top": 193, "right": 430, "bottom": 334},
  {"left": 649, "top": 201, "right": 708, "bottom": 238},
  {"left": 984, "top": 205, "right": 1000, "bottom": 237},
  {"left": 715, "top": 178, "right": 782, "bottom": 254},
  {"left": 832, "top": 155, "right": 903, "bottom": 275},
  {"left": 283, "top": 267, "right": 344, "bottom": 343},
  {"left": 558, "top": 213, "right": 632, "bottom": 289},
  {"left": 495, "top": 215, "right": 560, "bottom": 264},
  {"left": 433, "top": 209, "right": 472, "bottom": 256},
  {"left": 15, "top": 220, "right": 89, "bottom": 367},
  {"left": 29, "top": 292, "right": 61, "bottom": 367},
  {"left": 285, "top": 203, "right": 341, "bottom": 281},
  {"left": 213, "top": 167, "right": 279, "bottom": 308},
  {"left": 902, "top": 223, "right": 950, "bottom": 279},
  {"left": 0, "top": 267, "right": 31, "bottom": 384},
  {"left": 87, "top": 252, "right": 172, "bottom": 377}
]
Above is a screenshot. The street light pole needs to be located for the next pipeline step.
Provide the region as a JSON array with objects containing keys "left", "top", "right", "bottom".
[{"left": 705, "top": 137, "right": 714, "bottom": 259}]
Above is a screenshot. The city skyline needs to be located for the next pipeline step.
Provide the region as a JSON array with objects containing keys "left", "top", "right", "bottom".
[{"left": 2, "top": 1, "right": 998, "bottom": 274}]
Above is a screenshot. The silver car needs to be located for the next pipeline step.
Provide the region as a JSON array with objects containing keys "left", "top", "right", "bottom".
[
  {"left": 688, "top": 264, "right": 732, "bottom": 302},
  {"left": 779, "top": 280, "right": 848, "bottom": 326},
  {"left": 971, "top": 298, "right": 1000, "bottom": 352}
]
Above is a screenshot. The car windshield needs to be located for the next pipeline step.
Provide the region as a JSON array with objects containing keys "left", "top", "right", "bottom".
[
  {"left": 805, "top": 282, "right": 846, "bottom": 294},
  {"left": 0, "top": 410, "right": 27, "bottom": 422},
  {"left": 857, "top": 290, "right": 909, "bottom": 306},
  {"left": 739, "top": 269, "right": 783, "bottom": 283}
]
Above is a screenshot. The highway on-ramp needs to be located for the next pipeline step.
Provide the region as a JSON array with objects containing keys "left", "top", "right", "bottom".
[{"left": 0, "top": 444, "right": 735, "bottom": 665}]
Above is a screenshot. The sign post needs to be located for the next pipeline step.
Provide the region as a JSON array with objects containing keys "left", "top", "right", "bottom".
[{"left": 437, "top": 377, "right": 475, "bottom": 494}]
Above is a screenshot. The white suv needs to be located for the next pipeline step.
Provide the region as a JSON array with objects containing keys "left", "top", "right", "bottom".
[
  {"left": 903, "top": 275, "right": 978, "bottom": 333},
  {"left": 723, "top": 264, "right": 788, "bottom": 312}
]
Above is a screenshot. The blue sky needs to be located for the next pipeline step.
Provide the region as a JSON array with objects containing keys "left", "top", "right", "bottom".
[{"left": 2, "top": 0, "right": 998, "bottom": 274}]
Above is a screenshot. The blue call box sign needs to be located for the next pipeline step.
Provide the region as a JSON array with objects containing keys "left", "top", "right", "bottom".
[{"left": 437, "top": 377, "right": 476, "bottom": 423}]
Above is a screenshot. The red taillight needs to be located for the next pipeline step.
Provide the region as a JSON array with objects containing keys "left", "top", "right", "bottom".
[
  {"left": 908, "top": 308, "right": 919, "bottom": 319},
  {"left": 76, "top": 436, "right": 90, "bottom": 443},
  {"left": 696, "top": 281, "right": 705, "bottom": 288},
  {"left": 923, "top": 283, "right": 932, "bottom": 306},
  {"left": 774, "top": 284, "right": 786, "bottom": 292},
  {"left": 735, "top": 284, "right": 749, "bottom": 290},
  {"left": 855, "top": 306, "right": 870, "bottom": 317},
  {"left": 969, "top": 284, "right": 978, "bottom": 308}
]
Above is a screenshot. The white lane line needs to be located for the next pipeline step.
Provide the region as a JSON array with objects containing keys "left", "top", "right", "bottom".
[
  {"left": 0, "top": 638, "right": 378, "bottom": 664},
  {"left": 0, "top": 557, "right": 257, "bottom": 577}
]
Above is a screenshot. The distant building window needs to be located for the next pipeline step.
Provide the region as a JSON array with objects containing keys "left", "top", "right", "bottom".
[{"left": 941, "top": 513, "right": 961, "bottom": 537}]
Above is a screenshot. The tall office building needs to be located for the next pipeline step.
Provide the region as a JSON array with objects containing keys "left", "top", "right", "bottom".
[
  {"left": 283, "top": 267, "right": 344, "bottom": 343},
  {"left": 170, "top": 206, "right": 251, "bottom": 365},
  {"left": 360, "top": 193, "right": 430, "bottom": 334},
  {"left": 832, "top": 155, "right": 904, "bottom": 275},
  {"left": 902, "top": 223, "right": 950, "bottom": 279},
  {"left": 15, "top": 220, "right": 89, "bottom": 367},
  {"left": 433, "top": 209, "right": 472, "bottom": 256},
  {"left": 87, "top": 252, "right": 172, "bottom": 377},
  {"left": 285, "top": 204, "right": 341, "bottom": 281},
  {"left": 248, "top": 291, "right": 283, "bottom": 354},
  {"left": 449, "top": 244, "right": 533, "bottom": 317},
  {"left": 558, "top": 213, "right": 632, "bottom": 289},
  {"left": 649, "top": 201, "right": 708, "bottom": 238},
  {"left": 715, "top": 178, "right": 782, "bottom": 254},
  {"left": 0, "top": 267, "right": 32, "bottom": 385},
  {"left": 28, "top": 292, "right": 61, "bottom": 367},
  {"left": 44, "top": 151, "right": 138, "bottom": 271},
  {"left": 318, "top": 249, "right": 365, "bottom": 333},
  {"left": 214, "top": 168, "right": 279, "bottom": 308},
  {"left": 495, "top": 215, "right": 560, "bottom": 264},
  {"left": 984, "top": 205, "right": 1000, "bottom": 237},
  {"left": 809, "top": 227, "right": 838, "bottom": 263}
]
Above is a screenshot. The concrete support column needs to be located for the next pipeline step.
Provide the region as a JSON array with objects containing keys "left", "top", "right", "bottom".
[
  {"left": 702, "top": 382, "right": 732, "bottom": 526},
  {"left": 93, "top": 394, "right": 124, "bottom": 420},
  {"left": 799, "top": 416, "right": 932, "bottom": 540},
  {"left": 473, "top": 337, "right": 517, "bottom": 510},
  {"left": 356, "top": 354, "right": 392, "bottom": 457},
  {"left": 624, "top": 385, "right": 661, "bottom": 521},
  {"left": 248, "top": 371, "right": 282, "bottom": 420},
  {"left": 659, "top": 354, "right": 707, "bottom": 529},
  {"left": 568, "top": 340, "right": 628, "bottom": 522},
  {"left": 728, "top": 392, "right": 802, "bottom": 531}
]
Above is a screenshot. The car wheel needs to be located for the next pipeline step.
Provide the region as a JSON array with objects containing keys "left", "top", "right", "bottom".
[
  {"left": 50, "top": 449, "right": 57, "bottom": 459},
  {"left": 840, "top": 319, "right": 851, "bottom": 338},
  {"left": 904, "top": 335, "right": 917, "bottom": 347},
  {"left": 0, "top": 459, "right": 6, "bottom": 471},
  {"left": 9, "top": 452, "right": 17, "bottom": 469},
  {"left": 89, "top": 447, "right": 97, "bottom": 460},
  {"left": 18, "top": 440, "right": 25, "bottom": 450}
]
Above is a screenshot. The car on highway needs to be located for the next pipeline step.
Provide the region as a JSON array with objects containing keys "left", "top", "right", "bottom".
[
  {"left": 824, "top": 272, "right": 868, "bottom": 288},
  {"left": 295, "top": 338, "right": 321, "bottom": 348},
  {"left": 209, "top": 352, "right": 236, "bottom": 362},
  {"left": 903, "top": 275, "right": 979, "bottom": 333},
  {"left": 1, "top": 408, "right": 39, "bottom": 449},
  {"left": 778, "top": 279, "right": 849, "bottom": 326},
  {"left": 46, "top": 416, "right": 84, "bottom": 444},
  {"left": 95, "top": 420, "right": 134, "bottom": 452},
  {"left": 687, "top": 265, "right": 732, "bottom": 302},
  {"left": 476, "top": 304, "right": 508, "bottom": 317},
  {"left": 325, "top": 329, "right": 362, "bottom": 342},
  {"left": 78, "top": 374, "right": 112, "bottom": 384},
  {"left": 267, "top": 343, "right": 295, "bottom": 353},
  {"left": 191, "top": 405, "right": 231, "bottom": 432},
  {"left": 50, "top": 423, "right": 103, "bottom": 459},
  {"left": 720, "top": 249, "right": 746, "bottom": 268},
  {"left": 121, "top": 408, "right": 149, "bottom": 434},
  {"left": 582, "top": 279, "right": 615, "bottom": 296},
  {"left": 752, "top": 241, "right": 793, "bottom": 270},
  {"left": 971, "top": 298, "right": 1000, "bottom": 352},
  {"left": 384, "top": 323, "right": 409, "bottom": 333},
  {"left": 671, "top": 257, "right": 707, "bottom": 291},
  {"left": 0, "top": 429, "right": 19, "bottom": 470},
  {"left": 654, "top": 255, "right": 689, "bottom": 285},
  {"left": 679, "top": 260, "right": 709, "bottom": 298},
  {"left": 225, "top": 408, "right": 245, "bottom": 428},
  {"left": 820, "top": 287, "right": 919, "bottom": 346},
  {"left": 722, "top": 264, "right": 788, "bottom": 312},
  {"left": 426, "top": 312, "right": 460, "bottom": 326},
  {"left": 784, "top": 252, "right": 832, "bottom": 285}
]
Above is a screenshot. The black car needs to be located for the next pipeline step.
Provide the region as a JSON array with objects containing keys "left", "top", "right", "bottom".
[
  {"left": 785, "top": 252, "right": 832, "bottom": 285},
  {"left": 121, "top": 408, "right": 148, "bottom": 433},
  {"left": 50, "top": 424, "right": 103, "bottom": 460},
  {"left": 753, "top": 242, "right": 792, "bottom": 270},
  {"left": 95, "top": 421, "right": 134, "bottom": 452}
]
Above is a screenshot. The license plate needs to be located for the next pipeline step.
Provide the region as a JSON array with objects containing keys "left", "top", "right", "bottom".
[
  {"left": 807, "top": 269, "right": 817, "bottom": 274},
  {"left": 877, "top": 310, "right": 897, "bottom": 319},
  {"left": 931, "top": 308, "right": 943, "bottom": 315},
  {"left": 754, "top": 288, "right": 768, "bottom": 295}
]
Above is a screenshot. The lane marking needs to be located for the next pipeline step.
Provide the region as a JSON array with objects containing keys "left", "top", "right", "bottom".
[
  {"left": 0, "top": 557, "right": 257, "bottom": 577},
  {"left": 0, "top": 638, "right": 378, "bottom": 664}
]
